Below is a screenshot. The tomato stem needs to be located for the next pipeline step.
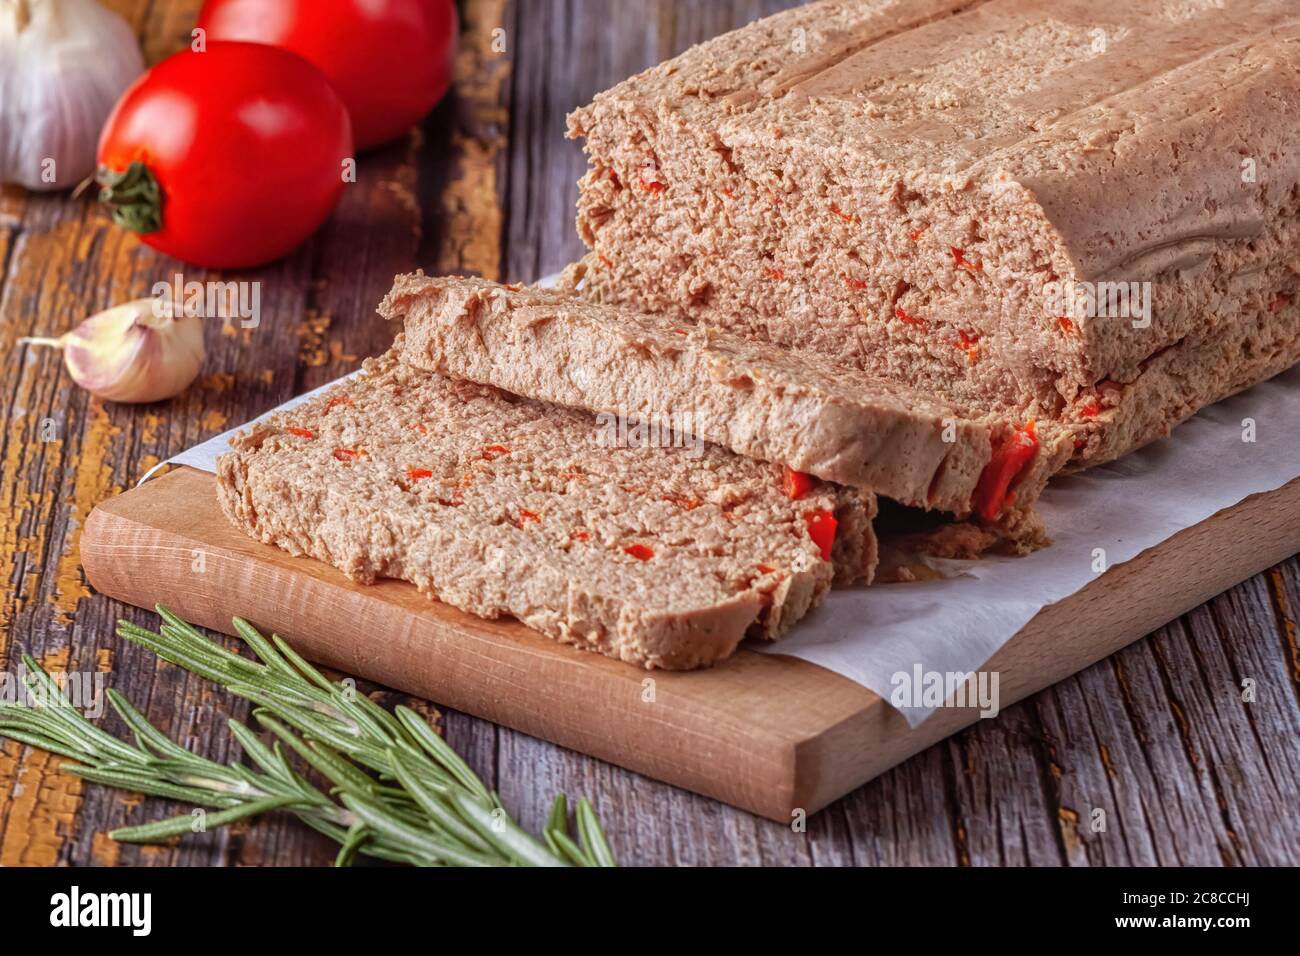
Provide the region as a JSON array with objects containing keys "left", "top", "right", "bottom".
[{"left": 97, "top": 162, "right": 163, "bottom": 235}]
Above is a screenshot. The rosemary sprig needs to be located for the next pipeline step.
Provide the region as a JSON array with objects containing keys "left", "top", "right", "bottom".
[{"left": 0, "top": 606, "right": 616, "bottom": 867}]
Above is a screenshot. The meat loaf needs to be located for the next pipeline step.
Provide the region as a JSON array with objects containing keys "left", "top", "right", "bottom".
[
  {"left": 568, "top": 0, "right": 1300, "bottom": 466},
  {"left": 381, "top": 272, "right": 1073, "bottom": 528},
  {"left": 216, "top": 347, "right": 877, "bottom": 670}
]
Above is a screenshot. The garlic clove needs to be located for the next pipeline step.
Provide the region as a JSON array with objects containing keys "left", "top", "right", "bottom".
[{"left": 59, "top": 299, "right": 205, "bottom": 404}]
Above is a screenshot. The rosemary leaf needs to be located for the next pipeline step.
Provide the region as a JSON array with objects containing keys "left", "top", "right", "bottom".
[
  {"left": 448, "top": 790, "right": 569, "bottom": 868},
  {"left": 66, "top": 766, "right": 241, "bottom": 807},
  {"left": 546, "top": 793, "right": 569, "bottom": 835},
  {"left": 338, "top": 791, "right": 494, "bottom": 867},
  {"left": 334, "top": 822, "right": 369, "bottom": 868},
  {"left": 111, "top": 795, "right": 306, "bottom": 843},
  {"left": 0, "top": 609, "right": 617, "bottom": 868},
  {"left": 265, "top": 630, "right": 337, "bottom": 694},
  {"left": 395, "top": 705, "right": 493, "bottom": 803},
  {"left": 231, "top": 617, "right": 299, "bottom": 679},
  {"left": 105, "top": 690, "right": 196, "bottom": 761},
  {"left": 254, "top": 713, "right": 383, "bottom": 796},
  {"left": 548, "top": 827, "right": 594, "bottom": 867},
  {"left": 387, "top": 749, "right": 498, "bottom": 856},
  {"left": 577, "top": 799, "right": 618, "bottom": 867}
]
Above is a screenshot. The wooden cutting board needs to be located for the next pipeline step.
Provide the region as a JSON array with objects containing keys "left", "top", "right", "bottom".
[{"left": 81, "top": 465, "right": 1300, "bottom": 822}]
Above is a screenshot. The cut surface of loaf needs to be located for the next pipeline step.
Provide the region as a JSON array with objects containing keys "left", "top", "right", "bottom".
[
  {"left": 216, "top": 347, "right": 877, "bottom": 670},
  {"left": 569, "top": 0, "right": 1300, "bottom": 460},
  {"left": 381, "top": 272, "right": 1071, "bottom": 527}
]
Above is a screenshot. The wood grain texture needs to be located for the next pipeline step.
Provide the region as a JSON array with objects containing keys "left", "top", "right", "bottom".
[
  {"left": 79, "top": 466, "right": 1300, "bottom": 829},
  {"left": 1, "top": 0, "right": 1298, "bottom": 866}
]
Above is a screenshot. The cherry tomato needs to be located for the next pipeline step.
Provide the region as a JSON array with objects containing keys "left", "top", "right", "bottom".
[
  {"left": 96, "top": 43, "right": 352, "bottom": 269},
  {"left": 196, "top": 0, "right": 458, "bottom": 150}
]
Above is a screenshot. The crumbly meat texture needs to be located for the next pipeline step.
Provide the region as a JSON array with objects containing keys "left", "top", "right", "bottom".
[
  {"left": 568, "top": 0, "right": 1300, "bottom": 455},
  {"left": 380, "top": 272, "right": 1070, "bottom": 525},
  {"left": 216, "top": 348, "right": 877, "bottom": 670}
]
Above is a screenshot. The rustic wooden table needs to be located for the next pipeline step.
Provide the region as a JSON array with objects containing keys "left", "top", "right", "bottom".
[{"left": 2, "top": 0, "right": 1298, "bottom": 867}]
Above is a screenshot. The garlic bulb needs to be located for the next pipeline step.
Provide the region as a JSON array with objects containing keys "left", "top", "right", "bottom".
[
  {"left": 0, "top": 0, "right": 145, "bottom": 191},
  {"left": 24, "top": 299, "right": 206, "bottom": 403}
]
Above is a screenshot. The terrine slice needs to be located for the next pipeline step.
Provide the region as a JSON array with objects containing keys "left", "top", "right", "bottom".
[
  {"left": 382, "top": 272, "right": 1067, "bottom": 531},
  {"left": 216, "top": 346, "right": 876, "bottom": 671}
]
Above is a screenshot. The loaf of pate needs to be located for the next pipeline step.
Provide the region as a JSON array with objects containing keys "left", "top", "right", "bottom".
[
  {"left": 216, "top": 346, "right": 876, "bottom": 669},
  {"left": 568, "top": 0, "right": 1300, "bottom": 470}
]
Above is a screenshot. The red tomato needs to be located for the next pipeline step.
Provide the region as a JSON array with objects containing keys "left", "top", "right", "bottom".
[
  {"left": 197, "top": 0, "right": 458, "bottom": 150},
  {"left": 97, "top": 43, "right": 352, "bottom": 269}
]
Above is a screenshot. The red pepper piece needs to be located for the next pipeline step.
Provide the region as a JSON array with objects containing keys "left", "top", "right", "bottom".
[
  {"left": 325, "top": 396, "right": 353, "bottom": 411},
  {"left": 481, "top": 444, "right": 510, "bottom": 461},
  {"left": 406, "top": 467, "right": 434, "bottom": 481},
  {"left": 333, "top": 448, "right": 365, "bottom": 462},
  {"left": 909, "top": 225, "right": 927, "bottom": 241},
  {"left": 514, "top": 508, "right": 540, "bottom": 528},
  {"left": 763, "top": 267, "right": 785, "bottom": 280},
  {"left": 843, "top": 275, "right": 869, "bottom": 290},
  {"left": 570, "top": 530, "right": 590, "bottom": 542},
  {"left": 286, "top": 427, "right": 315, "bottom": 439},
  {"left": 804, "top": 510, "right": 837, "bottom": 561},
  {"left": 624, "top": 544, "right": 655, "bottom": 561},
  {"left": 1079, "top": 399, "right": 1100, "bottom": 419},
  {"left": 951, "top": 247, "right": 983, "bottom": 272},
  {"left": 829, "top": 203, "right": 854, "bottom": 223},
  {"left": 663, "top": 493, "right": 702, "bottom": 511},
  {"left": 894, "top": 306, "right": 926, "bottom": 328},
  {"left": 972, "top": 424, "right": 1039, "bottom": 522},
  {"left": 638, "top": 163, "right": 666, "bottom": 192},
  {"left": 1057, "top": 316, "right": 1077, "bottom": 335},
  {"left": 756, "top": 564, "right": 777, "bottom": 575},
  {"left": 781, "top": 465, "right": 815, "bottom": 501}
]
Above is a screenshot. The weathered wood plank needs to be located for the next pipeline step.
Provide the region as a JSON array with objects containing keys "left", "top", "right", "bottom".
[{"left": 0, "top": 0, "right": 464, "bottom": 867}]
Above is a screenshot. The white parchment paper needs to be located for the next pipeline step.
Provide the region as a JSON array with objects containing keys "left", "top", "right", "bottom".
[
  {"left": 152, "top": 319, "right": 1300, "bottom": 726},
  {"left": 753, "top": 365, "right": 1300, "bottom": 724}
]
